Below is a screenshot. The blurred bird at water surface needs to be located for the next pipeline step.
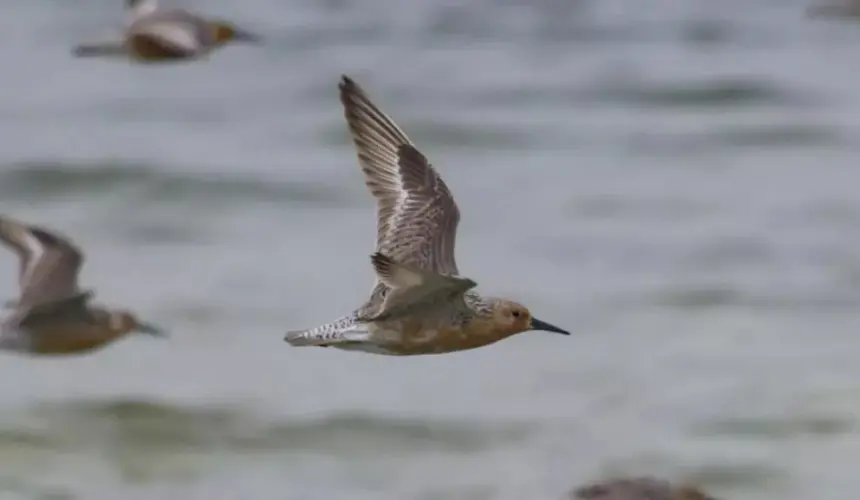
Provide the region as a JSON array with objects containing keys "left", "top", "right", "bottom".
[
  {"left": 807, "top": 0, "right": 860, "bottom": 17},
  {"left": 572, "top": 477, "right": 720, "bottom": 500}
]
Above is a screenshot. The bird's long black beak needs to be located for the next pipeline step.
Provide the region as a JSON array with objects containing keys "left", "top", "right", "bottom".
[
  {"left": 530, "top": 317, "right": 569, "bottom": 335},
  {"left": 234, "top": 28, "right": 264, "bottom": 44},
  {"left": 136, "top": 321, "right": 166, "bottom": 337}
]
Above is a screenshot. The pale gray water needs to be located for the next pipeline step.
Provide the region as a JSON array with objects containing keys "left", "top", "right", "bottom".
[{"left": 0, "top": 0, "right": 859, "bottom": 498}]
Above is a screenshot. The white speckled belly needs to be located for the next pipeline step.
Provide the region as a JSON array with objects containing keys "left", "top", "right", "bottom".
[{"left": 330, "top": 342, "right": 402, "bottom": 356}]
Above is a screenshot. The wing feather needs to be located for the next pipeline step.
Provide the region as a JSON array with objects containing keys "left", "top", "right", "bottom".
[
  {"left": 0, "top": 217, "right": 85, "bottom": 310},
  {"left": 338, "top": 76, "right": 461, "bottom": 275}
]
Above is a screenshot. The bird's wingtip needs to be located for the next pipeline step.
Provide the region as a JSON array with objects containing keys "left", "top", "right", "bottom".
[{"left": 338, "top": 75, "right": 368, "bottom": 99}]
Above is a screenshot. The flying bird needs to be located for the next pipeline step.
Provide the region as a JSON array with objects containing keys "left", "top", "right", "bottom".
[
  {"left": 72, "top": 0, "right": 262, "bottom": 63},
  {"left": 0, "top": 216, "right": 165, "bottom": 356},
  {"left": 284, "top": 76, "right": 569, "bottom": 356}
]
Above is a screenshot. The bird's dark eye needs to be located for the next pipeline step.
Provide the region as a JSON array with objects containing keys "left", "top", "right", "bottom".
[{"left": 511, "top": 310, "right": 520, "bottom": 318}]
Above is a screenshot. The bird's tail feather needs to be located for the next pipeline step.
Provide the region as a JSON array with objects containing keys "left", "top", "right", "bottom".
[
  {"left": 72, "top": 42, "right": 126, "bottom": 58},
  {"left": 284, "top": 313, "right": 369, "bottom": 347}
]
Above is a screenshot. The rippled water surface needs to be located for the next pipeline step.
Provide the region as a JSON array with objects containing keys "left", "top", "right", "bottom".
[{"left": 1, "top": 0, "right": 860, "bottom": 498}]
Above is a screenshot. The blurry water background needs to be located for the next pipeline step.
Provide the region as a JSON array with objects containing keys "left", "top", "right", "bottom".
[{"left": 0, "top": 0, "right": 859, "bottom": 498}]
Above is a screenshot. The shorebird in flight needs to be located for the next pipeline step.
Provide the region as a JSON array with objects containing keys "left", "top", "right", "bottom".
[
  {"left": 284, "top": 75, "right": 569, "bottom": 356},
  {"left": 0, "top": 216, "right": 165, "bottom": 356},
  {"left": 72, "top": 0, "right": 262, "bottom": 63}
]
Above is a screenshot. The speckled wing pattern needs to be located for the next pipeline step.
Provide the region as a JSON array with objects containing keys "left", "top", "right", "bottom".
[
  {"left": 0, "top": 217, "right": 87, "bottom": 311},
  {"left": 338, "top": 76, "right": 462, "bottom": 276},
  {"left": 366, "top": 252, "right": 477, "bottom": 321}
]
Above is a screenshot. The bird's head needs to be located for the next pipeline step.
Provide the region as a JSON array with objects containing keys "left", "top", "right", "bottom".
[
  {"left": 490, "top": 299, "right": 569, "bottom": 337},
  {"left": 108, "top": 310, "right": 166, "bottom": 337},
  {"left": 211, "top": 21, "right": 263, "bottom": 45}
]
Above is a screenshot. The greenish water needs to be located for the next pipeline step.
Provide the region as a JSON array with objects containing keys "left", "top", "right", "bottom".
[{"left": 0, "top": 0, "right": 859, "bottom": 498}]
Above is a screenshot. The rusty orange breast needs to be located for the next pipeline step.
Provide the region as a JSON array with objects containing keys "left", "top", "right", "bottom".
[
  {"left": 374, "top": 317, "right": 518, "bottom": 355},
  {"left": 29, "top": 325, "right": 122, "bottom": 355}
]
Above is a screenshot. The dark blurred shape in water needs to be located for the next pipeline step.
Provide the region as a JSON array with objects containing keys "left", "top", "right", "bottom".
[{"left": 572, "top": 477, "right": 719, "bottom": 500}]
